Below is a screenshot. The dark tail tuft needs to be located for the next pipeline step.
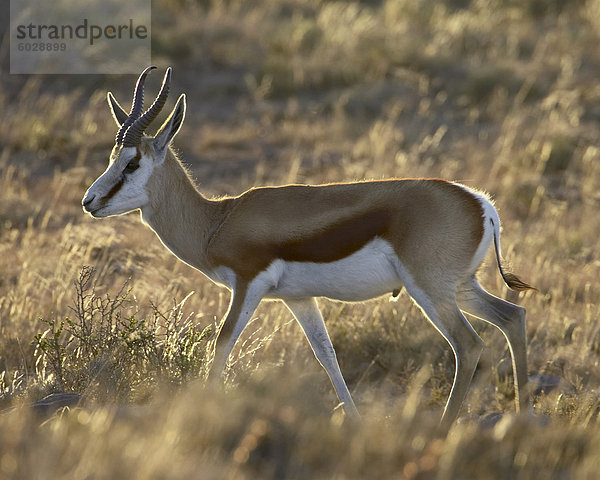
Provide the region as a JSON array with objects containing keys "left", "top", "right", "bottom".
[
  {"left": 491, "top": 218, "right": 538, "bottom": 292},
  {"left": 501, "top": 272, "right": 538, "bottom": 292}
]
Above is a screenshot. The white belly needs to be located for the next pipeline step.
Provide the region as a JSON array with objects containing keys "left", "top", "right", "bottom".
[{"left": 264, "top": 238, "right": 402, "bottom": 302}]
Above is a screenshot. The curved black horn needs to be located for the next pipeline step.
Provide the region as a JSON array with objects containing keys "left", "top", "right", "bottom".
[
  {"left": 107, "top": 92, "right": 130, "bottom": 126},
  {"left": 122, "top": 68, "right": 172, "bottom": 148},
  {"left": 115, "top": 66, "right": 157, "bottom": 145}
]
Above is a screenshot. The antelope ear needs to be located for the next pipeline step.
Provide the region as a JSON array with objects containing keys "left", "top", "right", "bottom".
[
  {"left": 153, "top": 94, "right": 186, "bottom": 152},
  {"left": 107, "top": 92, "right": 129, "bottom": 127}
]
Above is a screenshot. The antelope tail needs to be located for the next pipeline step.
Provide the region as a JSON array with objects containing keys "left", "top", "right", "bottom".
[{"left": 490, "top": 218, "right": 537, "bottom": 292}]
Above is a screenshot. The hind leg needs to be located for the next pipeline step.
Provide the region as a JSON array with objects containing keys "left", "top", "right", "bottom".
[
  {"left": 457, "top": 277, "right": 529, "bottom": 412},
  {"left": 403, "top": 279, "right": 485, "bottom": 430}
]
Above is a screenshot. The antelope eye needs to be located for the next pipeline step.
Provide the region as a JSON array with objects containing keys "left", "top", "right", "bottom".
[{"left": 124, "top": 160, "right": 139, "bottom": 174}]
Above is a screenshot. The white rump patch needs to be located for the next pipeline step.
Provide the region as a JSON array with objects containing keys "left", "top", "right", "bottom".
[{"left": 455, "top": 183, "right": 500, "bottom": 273}]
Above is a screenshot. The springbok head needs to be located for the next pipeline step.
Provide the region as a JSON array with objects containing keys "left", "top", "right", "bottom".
[{"left": 82, "top": 66, "right": 186, "bottom": 217}]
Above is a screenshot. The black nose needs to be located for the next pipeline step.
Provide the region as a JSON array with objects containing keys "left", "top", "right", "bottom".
[{"left": 82, "top": 195, "right": 95, "bottom": 209}]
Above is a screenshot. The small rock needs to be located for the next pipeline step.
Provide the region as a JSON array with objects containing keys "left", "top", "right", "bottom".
[
  {"left": 479, "top": 412, "right": 504, "bottom": 429},
  {"left": 31, "top": 392, "right": 84, "bottom": 417},
  {"left": 529, "top": 375, "right": 574, "bottom": 396}
]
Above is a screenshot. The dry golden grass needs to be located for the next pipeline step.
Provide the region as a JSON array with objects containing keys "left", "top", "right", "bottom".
[{"left": 1, "top": 0, "right": 600, "bottom": 478}]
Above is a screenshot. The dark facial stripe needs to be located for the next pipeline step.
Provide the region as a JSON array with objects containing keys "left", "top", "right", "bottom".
[
  {"left": 124, "top": 148, "right": 142, "bottom": 174},
  {"left": 103, "top": 148, "right": 142, "bottom": 202},
  {"left": 103, "top": 176, "right": 125, "bottom": 202}
]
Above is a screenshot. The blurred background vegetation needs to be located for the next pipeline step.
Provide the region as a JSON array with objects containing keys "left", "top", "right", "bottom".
[{"left": 0, "top": 0, "right": 599, "bottom": 478}]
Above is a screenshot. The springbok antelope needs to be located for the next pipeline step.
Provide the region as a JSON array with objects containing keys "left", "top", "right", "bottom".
[{"left": 82, "top": 66, "right": 534, "bottom": 428}]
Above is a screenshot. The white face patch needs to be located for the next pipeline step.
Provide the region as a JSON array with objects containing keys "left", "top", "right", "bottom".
[{"left": 82, "top": 145, "right": 154, "bottom": 218}]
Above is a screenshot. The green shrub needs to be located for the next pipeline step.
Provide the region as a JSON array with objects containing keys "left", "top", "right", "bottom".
[{"left": 34, "top": 267, "right": 213, "bottom": 401}]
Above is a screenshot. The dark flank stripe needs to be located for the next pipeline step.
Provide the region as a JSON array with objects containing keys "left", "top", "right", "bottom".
[{"left": 275, "top": 209, "right": 391, "bottom": 263}]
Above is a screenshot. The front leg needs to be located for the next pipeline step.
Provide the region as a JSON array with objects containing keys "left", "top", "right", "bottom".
[
  {"left": 209, "top": 282, "right": 265, "bottom": 381},
  {"left": 284, "top": 297, "right": 360, "bottom": 419}
]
